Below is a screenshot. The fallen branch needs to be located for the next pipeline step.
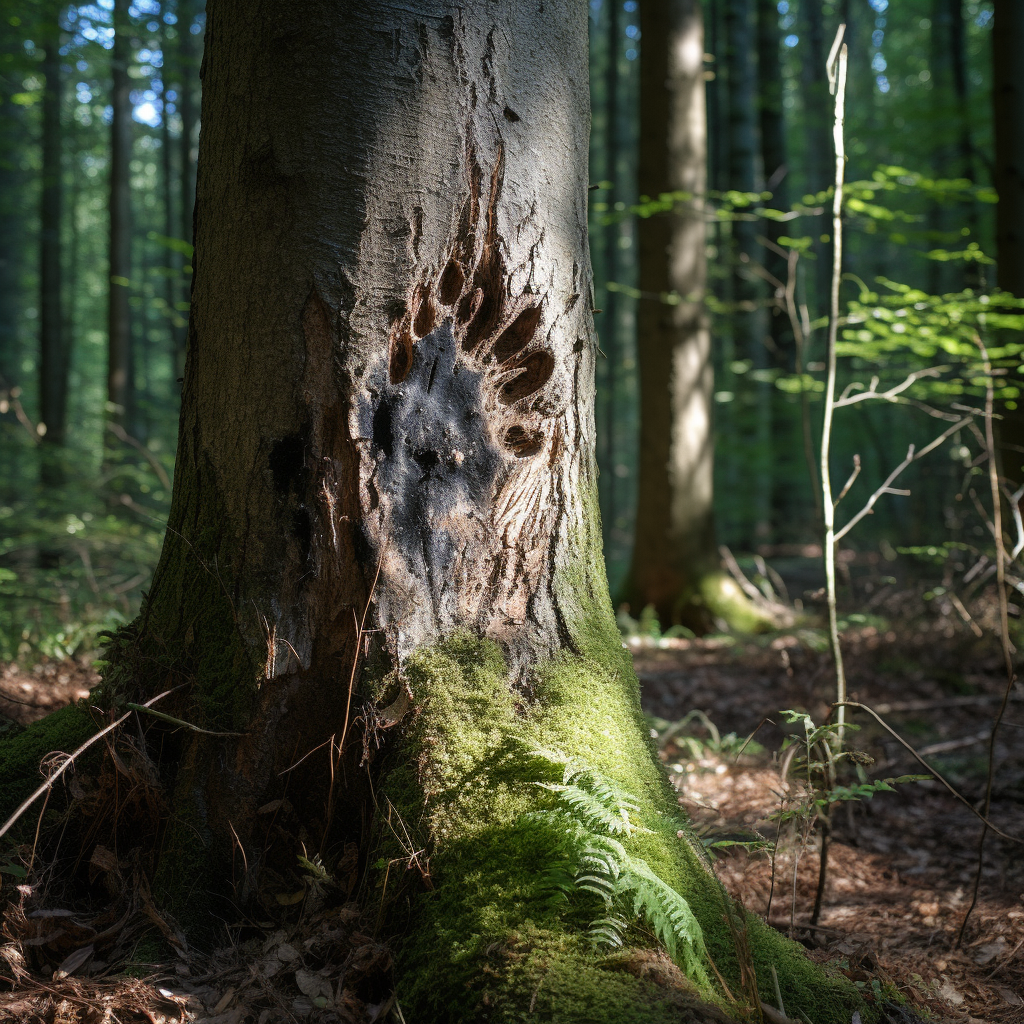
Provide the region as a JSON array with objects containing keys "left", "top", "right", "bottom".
[{"left": 0, "top": 687, "right": 181, "bottom": 843}]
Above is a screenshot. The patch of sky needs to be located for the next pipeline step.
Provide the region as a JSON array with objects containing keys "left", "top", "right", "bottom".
[
  {"left": 975, "top": 9, "right": 991, "bottom": 27},
  {"left": 872, "top": 52, "right": 887, "bottom": 72},
  {"left": 784, "top": 34, "right": 798, "bottom": 47},
  {"left": 872, "top": 29, "right": 884, "bottom": 46},
  {"left": 624, "top": 1, "right": 638, "bottom": 11},
  {"left": 625, "top": 24, "right": 639, "bottom": 39},
  {"left": 626, "top": 47, "right": 637, "bottom": 60},
  {"left": 777, "top": 1, "right": 789, "bottom": 13},
  {"left": 877, "top": 76, "right": 890, "bottom": 93},
  {"left": 868, "top": 0, "right": 888, "bottom": 10}
]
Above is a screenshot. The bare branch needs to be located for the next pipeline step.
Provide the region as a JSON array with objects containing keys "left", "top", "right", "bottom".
[
  {"left": 0, "top": 687, "right": 182, "bottom": 843},
  {"left": 834, "top": 454, "right": 861, "bottom": 507},
  {"left": 834, "top": 416, "right": 974, "bottom": 543},
  {"left": 834, "top": 366, "right": 946, "bottom": 408}
]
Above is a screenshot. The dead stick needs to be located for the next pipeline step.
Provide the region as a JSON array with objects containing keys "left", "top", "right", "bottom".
[{"left": 0, "top": 687, "right": 181, "bottom": 842}]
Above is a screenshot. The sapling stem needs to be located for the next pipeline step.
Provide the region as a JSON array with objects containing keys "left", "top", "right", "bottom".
[{"left": 821, "top": 28, "right": 848, "bottom": 749}]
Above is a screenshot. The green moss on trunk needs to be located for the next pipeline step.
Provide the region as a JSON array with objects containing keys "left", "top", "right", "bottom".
[{"left": 371, "top": 635, "right": 865, "bottom": 1024}]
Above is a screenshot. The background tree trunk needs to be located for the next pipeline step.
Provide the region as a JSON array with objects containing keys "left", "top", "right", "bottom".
[
  {"left": 107, "top": 0, "right": 133, "bottom": 432},
  {"left": 725, "top": 0, "right": 772, "bottom": 545},
  {"left": 626, "top": 0, "right": 772, "bottom": 632},
  {"left": 39, "top": 17, "right": 67, "bottom": 483}
]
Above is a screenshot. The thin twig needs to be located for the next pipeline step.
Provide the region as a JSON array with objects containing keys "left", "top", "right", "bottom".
[
  {"left": 339, "top": 545, "right": 386, "bottom": 755},
  {"left": 126, "top": 703, "right": 244, "bottom": 737},
  {"left": 0, "top": 687, "right": 181, "bottom": 842},
  {"left": 833, "top": 701, "right": 1022, "bottom": 846},
  {"left": 833, "top": 455, "right": 861, "bottom": 507},
  {"left": 834, "top": 366, "right": 946, "bottom": 408}
]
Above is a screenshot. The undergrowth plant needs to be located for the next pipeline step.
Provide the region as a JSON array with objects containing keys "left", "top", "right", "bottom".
[
  {"left": 771, "top": 710, "right": 928, "bottom": 928},
  {"left": 526, "top": 748, "right": 710, "bottom": 984}
]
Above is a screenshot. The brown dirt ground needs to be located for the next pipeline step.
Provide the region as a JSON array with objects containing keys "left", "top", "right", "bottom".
[{"left": 0, "top": 618, "right": 1022, "bottom": 1023}]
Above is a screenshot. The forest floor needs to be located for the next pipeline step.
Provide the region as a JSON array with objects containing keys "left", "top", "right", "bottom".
[{"left": 0, "top": 602, "right": 1022, "bottom": 1024}]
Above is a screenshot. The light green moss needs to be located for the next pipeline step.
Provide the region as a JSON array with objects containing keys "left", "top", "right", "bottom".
[
  {"left": 372, "top": 633, "right": 865, "bottom": 1024},
  {"left": 697, "top": 572, "right": 777, "bottom": 634}
]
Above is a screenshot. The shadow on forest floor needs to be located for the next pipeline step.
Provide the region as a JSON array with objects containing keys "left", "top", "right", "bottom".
[{"left": 0, "top": 606, "right": 1022, "bottom": 1023}]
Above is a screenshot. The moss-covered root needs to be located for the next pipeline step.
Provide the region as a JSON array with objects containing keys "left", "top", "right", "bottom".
[
  {"left": 371, "top": 636, "right": 865, "bottom": 1024},
  {"left": 697, "top": 571, "right": 779, "bottom": 634}
]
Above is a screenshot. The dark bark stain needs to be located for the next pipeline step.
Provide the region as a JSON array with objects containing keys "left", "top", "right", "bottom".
[
  {"left": 356, "top": 143, "right": 563, "bottom": 648},
  {"left": 269, "top": 434, "right": 308, "bottom": 496}
]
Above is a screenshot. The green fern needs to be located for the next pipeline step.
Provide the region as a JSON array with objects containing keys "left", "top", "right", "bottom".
[{"left": 528, "top": 749, "right": 708, "bottom": 982}]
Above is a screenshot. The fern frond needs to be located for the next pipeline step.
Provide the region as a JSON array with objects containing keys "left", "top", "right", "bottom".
[
  {"left": 527, "top": 749, "right": 709, "bottom": 985},
  {"left": 588, "top": 915, "right": 628, "bottom": 948},
  {"left": 618, "top": 855, "right": 706, "bottom": 977},
  {"left": 536, "top": 782, "right": 635, "bottom": 835}
]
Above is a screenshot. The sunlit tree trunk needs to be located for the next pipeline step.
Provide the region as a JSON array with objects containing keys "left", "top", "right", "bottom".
[
  {"left": 85, "top": 1, "right": 859, "bottom": 1019},
  {"left": 107, "top": 0, "right": 133, "bottom": 432},
  {"left": 992, "top": 0, "right": 1024, "bottom": 496},
  {"left": 39, "top": 18, "right": 67, "bottom": 484},
  {"left": 627, "top": 0, "right": 772, "bottom": 632}
]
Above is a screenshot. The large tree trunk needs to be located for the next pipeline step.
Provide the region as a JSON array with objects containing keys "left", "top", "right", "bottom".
[
  {"left": 107, "top": 0, "right": 133, "bottom": 431},
  {"left": 992, "top": 0, "right": 1024, "bottom": 497},
  {"left": 39, "top": 19, "right": 67, "bottom": 484},
  {"left": 90, "top": 1, "right": 860, "bottom": 1019}
]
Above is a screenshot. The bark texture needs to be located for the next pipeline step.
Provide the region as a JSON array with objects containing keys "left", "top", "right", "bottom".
[
  {"left": 629, "top": 0, "right": 715, "bottom": 624},
  {"left": 114, "top": 0, "right": 597, "bottom": 912},
  {"left": 91, "top": 1, "right": 863, "bottom": 1019}
]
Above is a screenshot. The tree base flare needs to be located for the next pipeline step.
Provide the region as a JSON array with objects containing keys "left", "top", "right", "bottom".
[{"left": 369, "top": 635, "right": 864, "bottom": 1023}]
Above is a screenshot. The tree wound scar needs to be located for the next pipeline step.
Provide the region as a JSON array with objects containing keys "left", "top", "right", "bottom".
[{"left": 359, "top": 143, "right": 561, "bottom": 640}]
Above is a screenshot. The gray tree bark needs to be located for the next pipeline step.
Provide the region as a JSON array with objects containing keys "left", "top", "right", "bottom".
[
  {"left": 629, "top": 0, "right": 715, "bottom": 625},
  {"left": 626, "top": 0, "right": 771, "bottom": 632}
]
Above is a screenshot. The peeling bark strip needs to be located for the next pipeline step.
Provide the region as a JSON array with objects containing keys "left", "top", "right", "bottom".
[{"left": 354, "top": 144, "right": 569, "bottom": 659}]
